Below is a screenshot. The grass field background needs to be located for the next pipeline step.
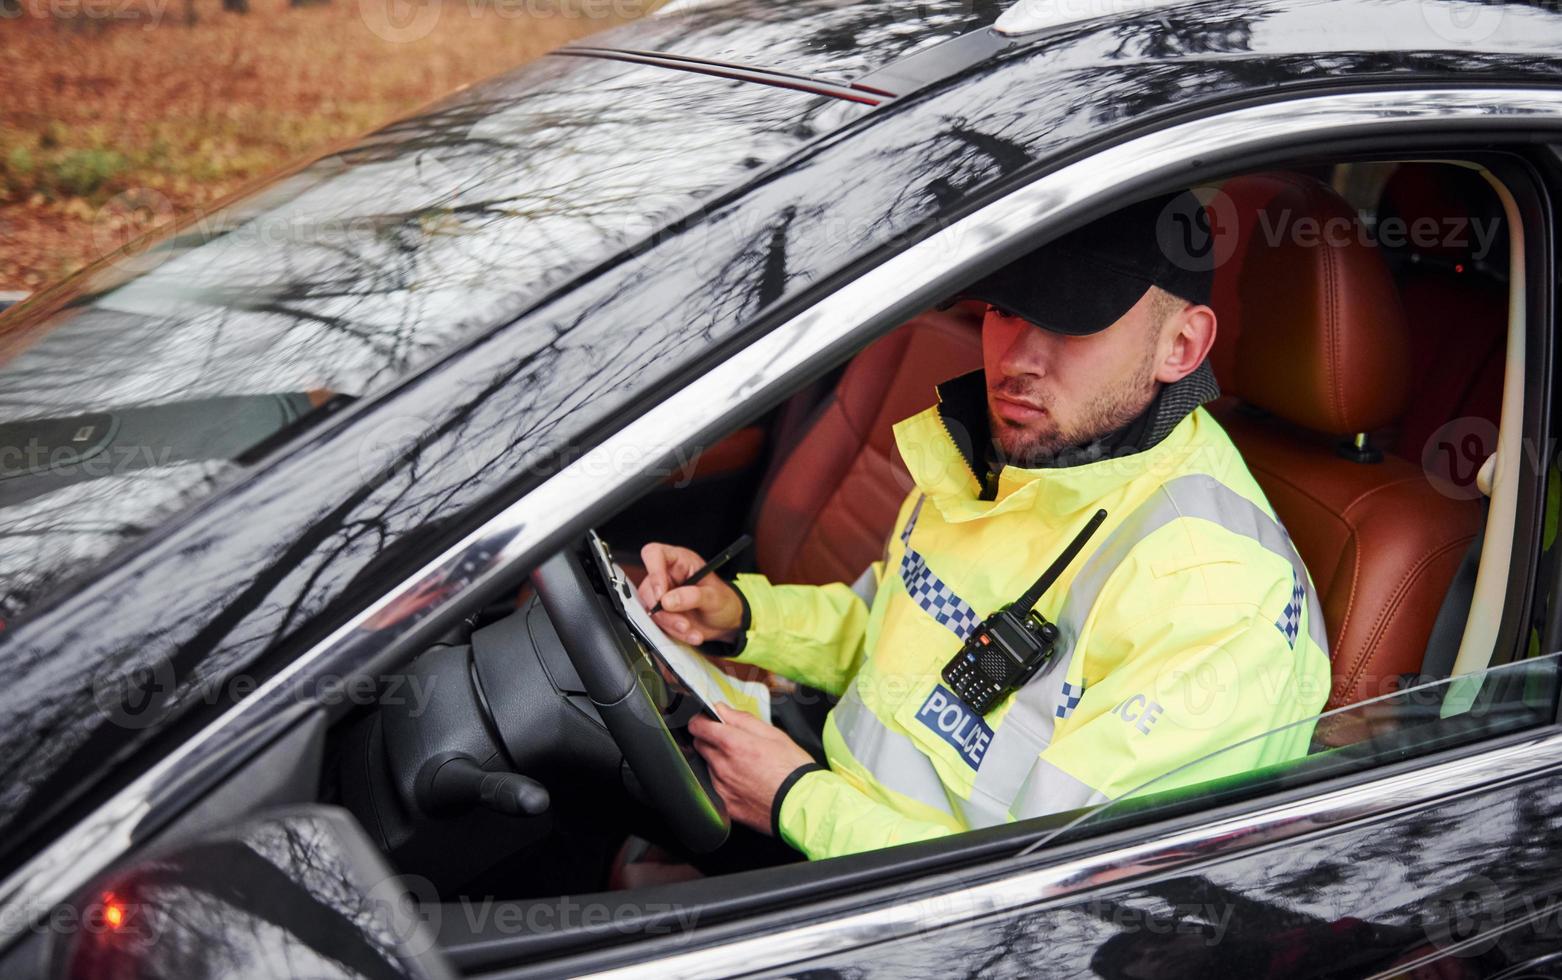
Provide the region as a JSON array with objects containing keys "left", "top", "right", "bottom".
[{"left": 0, "top": 0, "right": 641, "bottom": 291}]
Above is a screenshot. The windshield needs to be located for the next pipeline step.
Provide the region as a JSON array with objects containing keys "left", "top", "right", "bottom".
[
  {"left": 0, "top": 53, "right": 861, "bottom": 628},
  {"left": 1023, "top": 651, "right": 1562, "bottom": 856}
]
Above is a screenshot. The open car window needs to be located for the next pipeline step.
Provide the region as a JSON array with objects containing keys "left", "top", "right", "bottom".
[{"left": 1023, "top": 650, "right": 1562, "bottom": 855}]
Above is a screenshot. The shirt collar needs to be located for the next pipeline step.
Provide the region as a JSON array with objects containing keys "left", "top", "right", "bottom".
[{"left": 897, "top": 362, "right": 1221, "bottom": 521}]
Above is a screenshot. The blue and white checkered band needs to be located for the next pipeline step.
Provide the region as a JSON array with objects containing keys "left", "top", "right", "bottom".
[
  {"left": 1056, "top": 680, "right": 1085, "bottom": 719},
  {"left": 900, "top": 495, "right": 927, "bottom": 544},
  {"left": 1275, "top": 568, "right": 1305, "bottom": 648},
  {"left": 897, "top": 497, "right": 981, "bottom": 640},
  {"left": 900, "top": 548, "right": 982, "bottom": 640}
]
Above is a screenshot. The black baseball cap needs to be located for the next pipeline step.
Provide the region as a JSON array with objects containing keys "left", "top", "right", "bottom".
[{"left": 964, "top": 190, "right": 1215, "bottom": 336}]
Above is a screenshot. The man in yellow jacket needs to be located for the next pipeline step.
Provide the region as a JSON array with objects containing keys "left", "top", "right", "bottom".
[{"left": 639, "top": 191, "right": 1332, "bottom": 861}]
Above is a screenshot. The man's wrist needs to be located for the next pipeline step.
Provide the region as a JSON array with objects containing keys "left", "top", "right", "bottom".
[
  {"left": 771, "top": 762, "right": 826, "bottom": 839},
  {"left": 700, "top": 577, "right": 752, "bottom": 658}
]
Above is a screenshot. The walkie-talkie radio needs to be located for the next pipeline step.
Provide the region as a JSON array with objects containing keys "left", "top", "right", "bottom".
[{"left": 941, "top": 508, "right": 1108, "bottom": 714}]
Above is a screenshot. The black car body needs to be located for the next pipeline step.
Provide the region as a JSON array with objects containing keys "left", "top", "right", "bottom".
[{"left": 3, "top": 0, "right": 1562, "bottom": 976}]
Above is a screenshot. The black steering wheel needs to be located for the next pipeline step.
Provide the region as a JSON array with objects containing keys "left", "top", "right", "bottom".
[{"left": 529, "top": 534, "right": 730, "bottom": 854}]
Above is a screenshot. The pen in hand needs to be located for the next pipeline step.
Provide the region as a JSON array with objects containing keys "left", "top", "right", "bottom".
[{"left": 649, "top": 533, "right": 753, "bottom": 616}]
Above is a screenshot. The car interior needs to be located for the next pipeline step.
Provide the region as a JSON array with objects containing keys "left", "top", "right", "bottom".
[{"left": 140, "top": 155, "right": 1548, "bottom": 974}]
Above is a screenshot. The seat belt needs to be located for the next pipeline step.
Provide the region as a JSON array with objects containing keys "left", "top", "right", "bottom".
[{"left": 1419, "top": 498, "right": 1488, "bottom": 683}]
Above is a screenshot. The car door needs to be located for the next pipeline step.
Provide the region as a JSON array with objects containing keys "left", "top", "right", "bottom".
[
  {"left": 439, "top": 92, "right": 1562, "bottom": 978},
  {"left": 737, "top": 656, "right": 1562, "bottom": 979}
]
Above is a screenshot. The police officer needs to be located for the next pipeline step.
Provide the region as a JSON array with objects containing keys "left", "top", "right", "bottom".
[{"left": 638, "top": 191, "right": 1331, "bottom": 861}]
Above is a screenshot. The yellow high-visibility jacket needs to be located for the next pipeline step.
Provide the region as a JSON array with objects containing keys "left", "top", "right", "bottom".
[{"left": 730, "top": 374, "right": 1332, "bottom": 860}]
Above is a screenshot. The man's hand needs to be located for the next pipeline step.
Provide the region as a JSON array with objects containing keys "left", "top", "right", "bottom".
[
  {"left": 638, "top": 542, "right": 746, "bottom": 646},
  {"left": 689, "top": 709, "right": 815, "bottom": 835}
]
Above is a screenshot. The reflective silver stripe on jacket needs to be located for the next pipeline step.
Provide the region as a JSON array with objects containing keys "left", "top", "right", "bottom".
[
  {"left": 974, "top": 473, "right": 1325, "bottom": 820},
  {"left": 1010, "top": 759, "right": 1108, "bottom": 818},
  {"left": 838, "top": 472, "right": 1324, "bottom": 826},
  {"left": 830, "top": 684, "right": 955, "bottom": 819},
  {"left": 1055, "top": 473, "right": 1327, "bottom": 657},
  {"left": 849, "top": 565, "right": 878, "bottom": 607}
]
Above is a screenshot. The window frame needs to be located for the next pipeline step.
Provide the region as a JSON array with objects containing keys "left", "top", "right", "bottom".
[
  {"left": 6, "top": 84, "right": 1562, "bottom": 971},
  {"left": 446, "top": 119, "right": 1560, "bottom": 978},
  {"left": 485, "top": 100, "right": 1562, "bottom": 977}
]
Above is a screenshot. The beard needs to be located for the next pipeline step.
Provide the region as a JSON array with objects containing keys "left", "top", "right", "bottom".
[{"left": 987, "top": 347, "right": 1159, "bottom": 469}]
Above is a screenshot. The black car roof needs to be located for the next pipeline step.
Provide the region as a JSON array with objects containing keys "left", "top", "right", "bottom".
[
  {"left": 569, "top": 0, "right": 1008, "bottom": 92},
  {"left": 570, "top": 0, "right": 1562, "bottom": 99}
]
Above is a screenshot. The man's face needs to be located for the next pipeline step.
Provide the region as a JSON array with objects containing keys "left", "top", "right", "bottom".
[{"left": 980, "top": 288, "right": 1170, "bottom": 467}]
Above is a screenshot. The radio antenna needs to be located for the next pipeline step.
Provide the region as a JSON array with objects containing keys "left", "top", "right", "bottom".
[{"left": 1013, "top": 508, "right": 1108, "bottom": 614}]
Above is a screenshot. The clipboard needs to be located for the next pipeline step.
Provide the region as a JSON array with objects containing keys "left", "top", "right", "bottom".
[{"left": 586, "top": 531, "right": 771, "bottom": 724}]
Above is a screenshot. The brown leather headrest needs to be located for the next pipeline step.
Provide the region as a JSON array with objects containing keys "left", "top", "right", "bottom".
[{"left": 1232, "top": 173, "right": 1410, "bottom": 436}]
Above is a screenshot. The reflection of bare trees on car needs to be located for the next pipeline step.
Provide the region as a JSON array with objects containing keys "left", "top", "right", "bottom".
[{"left": 2, "top": 1, "right": 1562, "bottom": 977}]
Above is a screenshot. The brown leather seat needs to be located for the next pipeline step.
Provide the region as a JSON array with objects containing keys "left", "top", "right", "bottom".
[
  {"left": 1377, "top": 164, "right": 1508, "bottom": 477},
  {"left": 1206, "top": 173, "right": 1484, "bottom": 713},
  {"left": 753, "top": 303, "right": 985, "bottom": 586},
  {"left": 1204, "top": 172, "right": 1305, "bottom": 390},
  {"left": 614, "top": 303, "right": 983, "bottom": 597}
]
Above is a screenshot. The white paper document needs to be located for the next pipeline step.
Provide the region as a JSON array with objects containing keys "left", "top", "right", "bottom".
[{"left": 589, "top": 533, "right": 771, "bottom": 724}]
